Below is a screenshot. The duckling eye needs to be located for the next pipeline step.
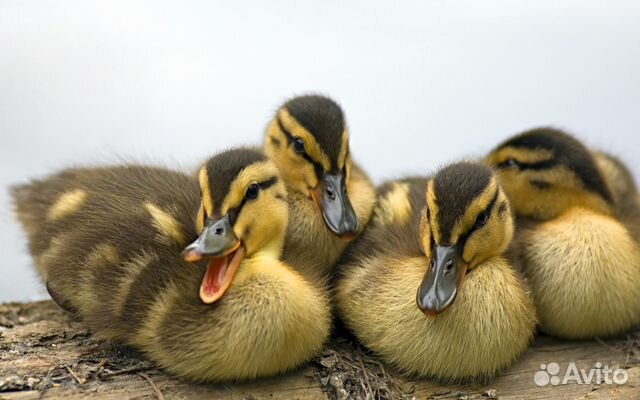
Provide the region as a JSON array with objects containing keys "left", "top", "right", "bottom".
[
  {"left": 497, "top": 159, "right": 517, "bottom": 169},
  {"left": 245, "top": 183, "right": 260, "bottom": 200},
  {"left": 474, "top": 210, "right": 489, "bottom": 228},
  {"left": 292, "top": 138, "right": 306, "bottom": 154}
]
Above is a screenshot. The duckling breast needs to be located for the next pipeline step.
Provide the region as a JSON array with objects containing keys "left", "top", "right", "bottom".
[
  {"left": 282, "top": 190, "right": 346, "bottom": 280},
  {"left": 336, "top": 255, "right": 537, "bottom": 381},
  {"left": 131, "top": 258, "right": 331, "bottom": 382},
  {"left": 520, "top": 207, "right": 640, "bottom": 339},
  {"left": 282, "top": 163, "right": 376, "bottom": 282}
]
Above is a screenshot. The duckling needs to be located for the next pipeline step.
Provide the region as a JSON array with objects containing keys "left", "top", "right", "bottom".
[
  {"left": 486, "top": 127, "right": 640, "bottom": 339},
  {"left": 335, "top": 162, "right": 537, "bottom": 381},
  {"left": 264, "top": 95, "right": 376, "bottom": 282},
  {"left": 12, "top": 148, "right": 331, "bottom": 381}
]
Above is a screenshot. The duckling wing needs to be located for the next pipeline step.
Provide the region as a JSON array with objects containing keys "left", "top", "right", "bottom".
[
  {"left": 11, "top": 165, "right": 200, "bottom": 308},
  {"left": 12, "top": 165, "right": 198, "bottom": 255}
]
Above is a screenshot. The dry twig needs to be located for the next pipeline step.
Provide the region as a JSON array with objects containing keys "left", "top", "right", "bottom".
[{"left": 138, "top": 372, "right": 166, "bottom": 400}]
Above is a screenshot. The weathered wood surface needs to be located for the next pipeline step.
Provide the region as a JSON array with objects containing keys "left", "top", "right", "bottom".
[{"left": 0, "top": 301, "right": 639, "bottom": 400}]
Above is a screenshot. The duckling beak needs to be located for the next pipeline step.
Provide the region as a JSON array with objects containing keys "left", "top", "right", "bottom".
[
  {"left": 182, "top": 215, "right": 246, "bottom": 304},
  {"left": 311, "top": 173, "right": 359, "bottom": 240},
  {"left": 416, "top": 245, "right": 467, "bottom": 316}
]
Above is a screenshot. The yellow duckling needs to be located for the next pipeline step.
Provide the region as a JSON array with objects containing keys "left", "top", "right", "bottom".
[
  {"left": 335, "top": 162, "right": 537, "bottom": 381},
  {"left": 486, "top": 127, "right": 640, "bottom": 339},
  {"left": 264, "top": 95, "right": 376, "bottom": 282},
  {"left": 12, "top": 148, "right": 331, "bottom": 381}
]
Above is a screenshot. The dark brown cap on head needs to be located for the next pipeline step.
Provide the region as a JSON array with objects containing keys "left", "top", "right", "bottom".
[
  {"left": 283, "top": 95, "right": 345, "bottom": 170},
  {"left": 204, "top": 148, "right": 267, "bottom": 212},
  {"left": 432, "top": 162, "right": 494, "bottom": 244},
  {"left": 496, "top": 127, "right": 613, "bottom": 203}
]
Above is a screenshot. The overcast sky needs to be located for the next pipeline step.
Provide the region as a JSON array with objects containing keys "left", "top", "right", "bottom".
[{"left": 1, "top": 1, "right": 639, "bottom": 302}]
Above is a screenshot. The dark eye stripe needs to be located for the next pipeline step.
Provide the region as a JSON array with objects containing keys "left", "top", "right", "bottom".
[
  {"left": 498, "top": 201, "right": 508, "bottom": 215},
  {"left": 277, "top": 117, "right": 325, "bottom": 180},
  {"left": 530, "top": 179, "right": 552, "bottom": 189},
  {"left": 277, "top": 118, "right": 295, "bottom": 143},
  {"left": 457, "top": 188, "right": 500, "bottom": 259},
  {"left": 259, "top": 176, "right": 278, "bottom": 190},
  {"left": 226, "top": 176, "right": 279, "bottom": 226},
  {"left": 508, "top": 158, "right": 558, "bottom": 171}
]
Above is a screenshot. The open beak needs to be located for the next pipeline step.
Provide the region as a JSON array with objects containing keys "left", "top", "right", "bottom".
[
  {"left": 311, "top": 173, "right": 359, "bottom": 240},
  {"left": 416, "top": 245, "right": 468, "bottom": 316},
  {"left": 182, "top": 215, "right": 246, "bottom": 304}
]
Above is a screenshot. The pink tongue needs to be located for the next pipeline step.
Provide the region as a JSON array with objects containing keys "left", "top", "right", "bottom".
[{"left": 202, "top": 256, "right": 229, "bottom": 297}]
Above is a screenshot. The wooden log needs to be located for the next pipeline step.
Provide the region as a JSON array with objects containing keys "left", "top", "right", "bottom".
[{"left": 0, "top": 301, "right": 638, "bottom": 399}]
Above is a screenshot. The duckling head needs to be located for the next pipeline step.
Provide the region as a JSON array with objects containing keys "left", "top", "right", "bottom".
[
  {"left": 485, "top": 127, "right": 614, "bottom": 220},
  {"left": 417, "top": 162, "right": 514, "bottom": 315},
  {"left": 264, "top": 95, "right": 359, "bottom": 239},
  {"left": 182, "top": 148, "right": 288, "bottom": 304}
]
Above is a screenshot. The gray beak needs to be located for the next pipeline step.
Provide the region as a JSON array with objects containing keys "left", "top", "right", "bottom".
[
  {"left": 182, "top": 215, "right": 240, "bottom": 261},
  {"left": 416, "top": 245, "right": 468, "bottom": 315}
]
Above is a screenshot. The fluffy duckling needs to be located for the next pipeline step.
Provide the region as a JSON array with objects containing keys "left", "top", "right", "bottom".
[
  {"left": 12, "top": 149, "right": 331, "bottom": 381},
  {"left": 264, "top": 95, "right": 376, "bottom": 281},
  {"left": 486, "top": 128, "right": 640, "bottom": 339},
  {"left": 335, "top": 162, "right": 537, "bottom": 381}
]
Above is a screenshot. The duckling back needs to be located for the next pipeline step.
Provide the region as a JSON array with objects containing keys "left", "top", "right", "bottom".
[
  {"left": 12, "top": 157, "right": 331, "bottom": 381},
  {"left": 12, "top": 165, "right": 198, "bottom": 285}
]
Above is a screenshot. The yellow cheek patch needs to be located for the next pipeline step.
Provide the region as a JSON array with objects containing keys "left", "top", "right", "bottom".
[
  {"left": 145, "top": 203, "right": 186, "bottom": 245},
  {"left": 221, "top": 161, "right": 279, "bottom": 213},
  {"left": 198, "top": 168, "right": 214, "bottom": 217},
  {"left": 265, "top": 119, "right": 283, "bottom": 149},
  {"left": 529, "top": 166, "right": 579, "bottom": 189},
  {"left": 47, "top": 189, "right": 88, "bottom": 221},
  {"left": 375, "top": 183, "right": 412, "bottom": 226},
  {"left": 462, "top": 219, "right": 498, "bottom": 268},
  {"left": 232, "top": 187, "right": 289, "bottom": 257},
  {"left": 345, "top": 156, "right": 353, "bottom": 183},
  {"left": 449, "top": 178, "right": 498, "bottom": 243},
  {"left": 419, "top": 208, "right": 432, "bottom": 259},
  {"left": 461, "top": 191, "right": 513, "bottom": 267},
  {"left": 338, "top": 129, "right": 350, "bottom": 171},
  {"left": 279, "top": 108, "right": 331, "bottom": 172},
  {"left": 499, "top": 165, "right": 614, "bottom": 219},
  {"left": 426, "top": 180, "right": 442, "bottom": 244},
  {"left": 491, "top": 146, "right": 554, "bottom": 166},
  {"left": 265, "top": 134, "right": 316, "bottom": 196}
]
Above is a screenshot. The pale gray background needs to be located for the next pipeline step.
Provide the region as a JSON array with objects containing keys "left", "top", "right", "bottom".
[{"left": 1, "top": 1, "right": 639, "bottom": 302}]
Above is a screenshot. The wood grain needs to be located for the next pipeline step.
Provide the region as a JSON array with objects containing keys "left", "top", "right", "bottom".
[{"left": 1, "top": 301, "right": 638, "bottom": 399}]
